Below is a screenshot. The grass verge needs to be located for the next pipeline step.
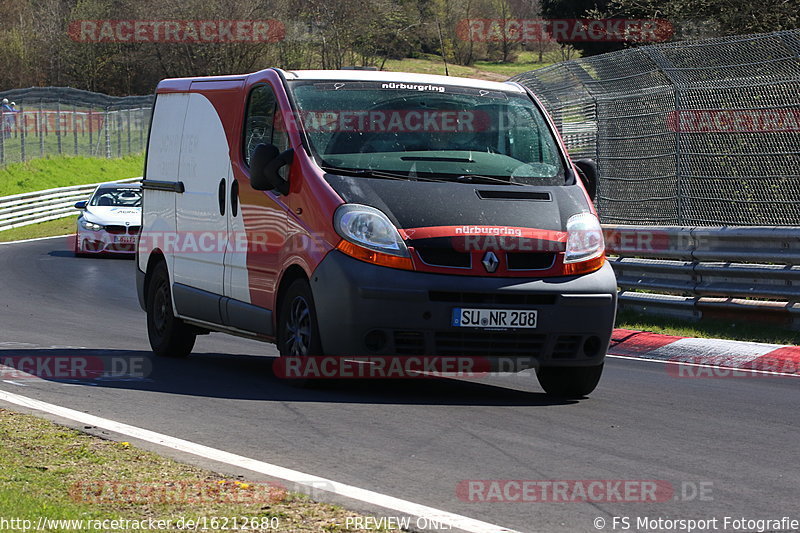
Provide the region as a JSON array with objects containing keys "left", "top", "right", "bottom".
[
  {"left": 381, "top": 56, "right": 508, "bottom": 81},
  {"left": 616, "top": 309, "right": 799, "bottom": 346},
  {"left": 0, "top": 218, "right": 76, "bottom": 243},
  {"left": 0, "top": 409, "right": 399, "bottom": 532},
  {"left": 381, "top": 51, "right": 564, "bottom": 80},
  {"left": 0, "top": 155, "right": 144, "bottom": 197}
]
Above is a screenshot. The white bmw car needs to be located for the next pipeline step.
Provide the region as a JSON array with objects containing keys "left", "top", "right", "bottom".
[{"left": 74, "top": 182, "right": 142, "bottom": 256}]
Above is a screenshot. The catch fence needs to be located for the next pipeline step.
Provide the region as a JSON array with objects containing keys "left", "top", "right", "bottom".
[
  {"left": 512, "top": 30, "right": 800, "bottom": 226},
  {"left": 0, "top": 87, "right": 153, "bottom": 165}
]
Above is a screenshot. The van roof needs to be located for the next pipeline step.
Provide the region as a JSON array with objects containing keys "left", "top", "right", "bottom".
[
  {"left": 155, "top": 69, "right": 525, "bottom": 95},
  {"left": 282, "top": 69, "right": 525, "bottom": 93}
]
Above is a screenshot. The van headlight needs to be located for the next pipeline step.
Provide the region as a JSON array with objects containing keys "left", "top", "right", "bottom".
[
  {"left": 563, "top": 213, "right": 605, "bottom": 273},
  {"left": 80, "top": 219, "right": 104, "bottom": 231},
  {"left": 334, "top": 204, "right": 412, "bottom": 270}
]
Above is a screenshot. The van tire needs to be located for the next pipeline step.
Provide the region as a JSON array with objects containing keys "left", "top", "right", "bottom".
[
  {"left": 146, "top": 261, "right": 196, "bottom": 358},
  {"left": 537, "top": 364, "right": 603, "bottom": 398},
  {"left": 277, "top": 279, "right": 323, "bottom": 386}
]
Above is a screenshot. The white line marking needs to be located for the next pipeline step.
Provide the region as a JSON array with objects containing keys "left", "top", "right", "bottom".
[
  {"left": 0, "top": 233, "right": 73, "bottom": 245},
  {"left": 2, "top": 380, "right": 28, "bottom": 386},
  {"left": 0, "top": 389, "right": 519, "bottom": 533},
  {"left": 607, "top": 354, "right": 799, "bottom": 378}
]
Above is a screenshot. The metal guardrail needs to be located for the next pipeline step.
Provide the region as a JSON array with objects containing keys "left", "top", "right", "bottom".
[
  {"left": 0, "top": 178, "right": 140, "bottom": 231},
  {"left": 604, "top": 225, "right": 800, "bottom": 330},
  {"left": 2, "top": 188, "right": 796, "bottom": 329}
]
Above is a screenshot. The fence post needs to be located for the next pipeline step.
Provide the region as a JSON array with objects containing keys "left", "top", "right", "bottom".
[
  {"left": 73, "top": 105, "right": 79, "bottom": 156},
  {"left": 56, "top": 102, "right": 63, "bottom": 155},
  {"left": 39, "top": 102, "right": 45, "bottom": 159},
  {"left": 104, "top": 107, "right": 111, "bottom": 158},
  {"left": 641, "top": 47, "right": 686, "bottom": 225},
  {"left": 0, "top": 111, "right": 4, "bottom": 165},
  {"left": 126, "top": 107, "right": 131, "bottom": 154},
  {"left": 38, "top": 102, "right": 44, "bottom": 159},
  {"left": 138, "top": 108, "right": 145, "bottom": 151},
  {"left": 88, "top": 109, "right": 94, "bottom": 156},
  {"left": 116, "top": 110, "right": 122, "bottom": 157},
  {"left": 19, "top": 105, "right": 25, "bottom": 162}
]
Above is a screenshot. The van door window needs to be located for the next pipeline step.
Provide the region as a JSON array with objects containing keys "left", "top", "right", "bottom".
[{"left": 244, "top": 85, "right": 290, "bottom": 166}]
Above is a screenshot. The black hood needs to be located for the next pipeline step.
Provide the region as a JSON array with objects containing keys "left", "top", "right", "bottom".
[{"left": 324, "top": 174, "right": 590, "bottom": 232}]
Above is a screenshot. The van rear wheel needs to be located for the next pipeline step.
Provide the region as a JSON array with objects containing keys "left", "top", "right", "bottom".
[
  {"left": 146, "top": 261, "right": 196, "bottom": 358},
  {"left": 537, "top": 364, "right": 603, "bottom": 398}
]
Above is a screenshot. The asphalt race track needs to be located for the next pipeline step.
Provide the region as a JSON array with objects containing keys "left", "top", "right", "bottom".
[{"left": 1, "top": 237, "right": 799, "bottom": 533}]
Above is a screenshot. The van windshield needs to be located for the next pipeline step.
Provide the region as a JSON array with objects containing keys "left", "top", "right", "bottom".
[{"left": 286, "top": 80, "right": 565, "bottom": 185}]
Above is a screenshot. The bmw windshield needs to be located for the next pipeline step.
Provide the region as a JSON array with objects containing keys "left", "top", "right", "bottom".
[
  {"left": 286, "top": 80, "right": 566, "bottom": 185},
  {"left": 89, "top": 187, "right": 142, "bottom": 207}
]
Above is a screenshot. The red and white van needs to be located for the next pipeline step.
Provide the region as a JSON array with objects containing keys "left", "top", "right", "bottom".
[{"left": 136, "top": 68, "right": 617, "bottom": 397}]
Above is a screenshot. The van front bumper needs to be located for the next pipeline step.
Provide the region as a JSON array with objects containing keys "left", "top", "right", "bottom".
[{"left": 311, "top": 251, "right": 617, "bottom": 370}]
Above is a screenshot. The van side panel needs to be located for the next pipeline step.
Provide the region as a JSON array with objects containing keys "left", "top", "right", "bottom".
[
  {"left": 173, "top": 93, "right": 232, "bottom": 298},
  {"left": 139, "top": 92, "right": 190, "bottom": 283}
]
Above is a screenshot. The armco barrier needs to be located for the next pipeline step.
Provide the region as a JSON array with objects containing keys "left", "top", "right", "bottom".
[
  {"left": 2, "top": 187, "right": 796, "bottom": 330},
  {"left": 604, "top": 225, "right": 800, "bottom": 330},
  {"left": 0, "top": 178, "right": 140, "bottom": 231}
]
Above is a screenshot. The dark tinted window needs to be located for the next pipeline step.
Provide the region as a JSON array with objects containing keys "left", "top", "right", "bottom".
[{"left": 243, "top": 84, "right": 290, "bottom": 166}]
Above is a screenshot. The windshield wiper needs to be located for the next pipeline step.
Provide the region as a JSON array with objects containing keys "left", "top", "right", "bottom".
[
  {"left": 319, "top": 166, "right": 441, "bottom": 182},
  {"left": 454, "top": 174, "right": 524, "bottom": 186}
]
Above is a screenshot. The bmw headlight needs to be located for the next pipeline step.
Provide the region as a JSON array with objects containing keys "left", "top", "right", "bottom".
[{"left": 81, "top": 218, "right": 104, "bottom": 231}]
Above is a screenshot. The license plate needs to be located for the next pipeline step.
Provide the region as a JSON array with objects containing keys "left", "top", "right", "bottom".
[
  {"left": 452, "top": 308, "right": 538, "bottom": 329},
  {"left": 114, "top": 235, "right": 136, "bottom": 244}
]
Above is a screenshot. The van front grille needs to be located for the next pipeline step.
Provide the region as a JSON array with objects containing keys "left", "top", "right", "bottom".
[
  {"left": 506, "top": 252, "right": 556, "bottom": 270},
  {"left": 552, "top": 335, "right": 582, "bottom": 359},
  {"left": 434, "top": 331, "right": 547, "bottom": 356},
  {"left": 393, "top": 331, "right": 425, "bottom": 355},
  {"left": 429, "top": 291, "right": 555, "bottom": 306},
  {"left": 415, "top": 247, "right": 471, "bottom": 268}
]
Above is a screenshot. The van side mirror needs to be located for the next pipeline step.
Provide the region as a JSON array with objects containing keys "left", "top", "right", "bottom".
[
  {"left": 574, "top": 159, "right": 598, "bottom": 202},
  {"left": 250, "top": 143, "right": 293, "bottom": 195},
  {"left": 74, "top": 201, "right": 87, "bottom": 210}
]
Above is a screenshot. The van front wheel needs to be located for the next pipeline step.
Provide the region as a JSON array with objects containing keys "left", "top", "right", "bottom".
[
  {"left": 278, "top": 279, "right": 322, "bottom": 358},
  {"left": 537, "top": 364, "right": 603, "bottom": 398},
  {"left": 146, "top": 262, "right": 196, "bottom": 358},
  {"left": 276, "top": 279, "right": 323, "bottom": 386}
]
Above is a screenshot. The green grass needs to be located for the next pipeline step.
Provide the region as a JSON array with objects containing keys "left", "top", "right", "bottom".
[
  {"left": 0, "top": 409, "right": 399, "bottom": 532},
  {"left": 381, "top": 55, "right": 509, "bottom": 81},
  {"left": 616, "top": 309, "right": 799, "bottom": 346},
  {"left": 0, "top": 217, "right": 76, "bottom": 242},
  {"left": 0, "top": 154, "right": 143, "bottom": 197},
  {"left": 473, "top": 51, "right": 558, "bottom": 77},
  {"left": 382, "top": 51, "right": 568, "bottom": 80}
]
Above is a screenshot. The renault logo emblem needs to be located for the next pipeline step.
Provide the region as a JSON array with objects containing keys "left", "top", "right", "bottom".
[{"left": 482, "top": 251, "right": 499, "bottom": 273}]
